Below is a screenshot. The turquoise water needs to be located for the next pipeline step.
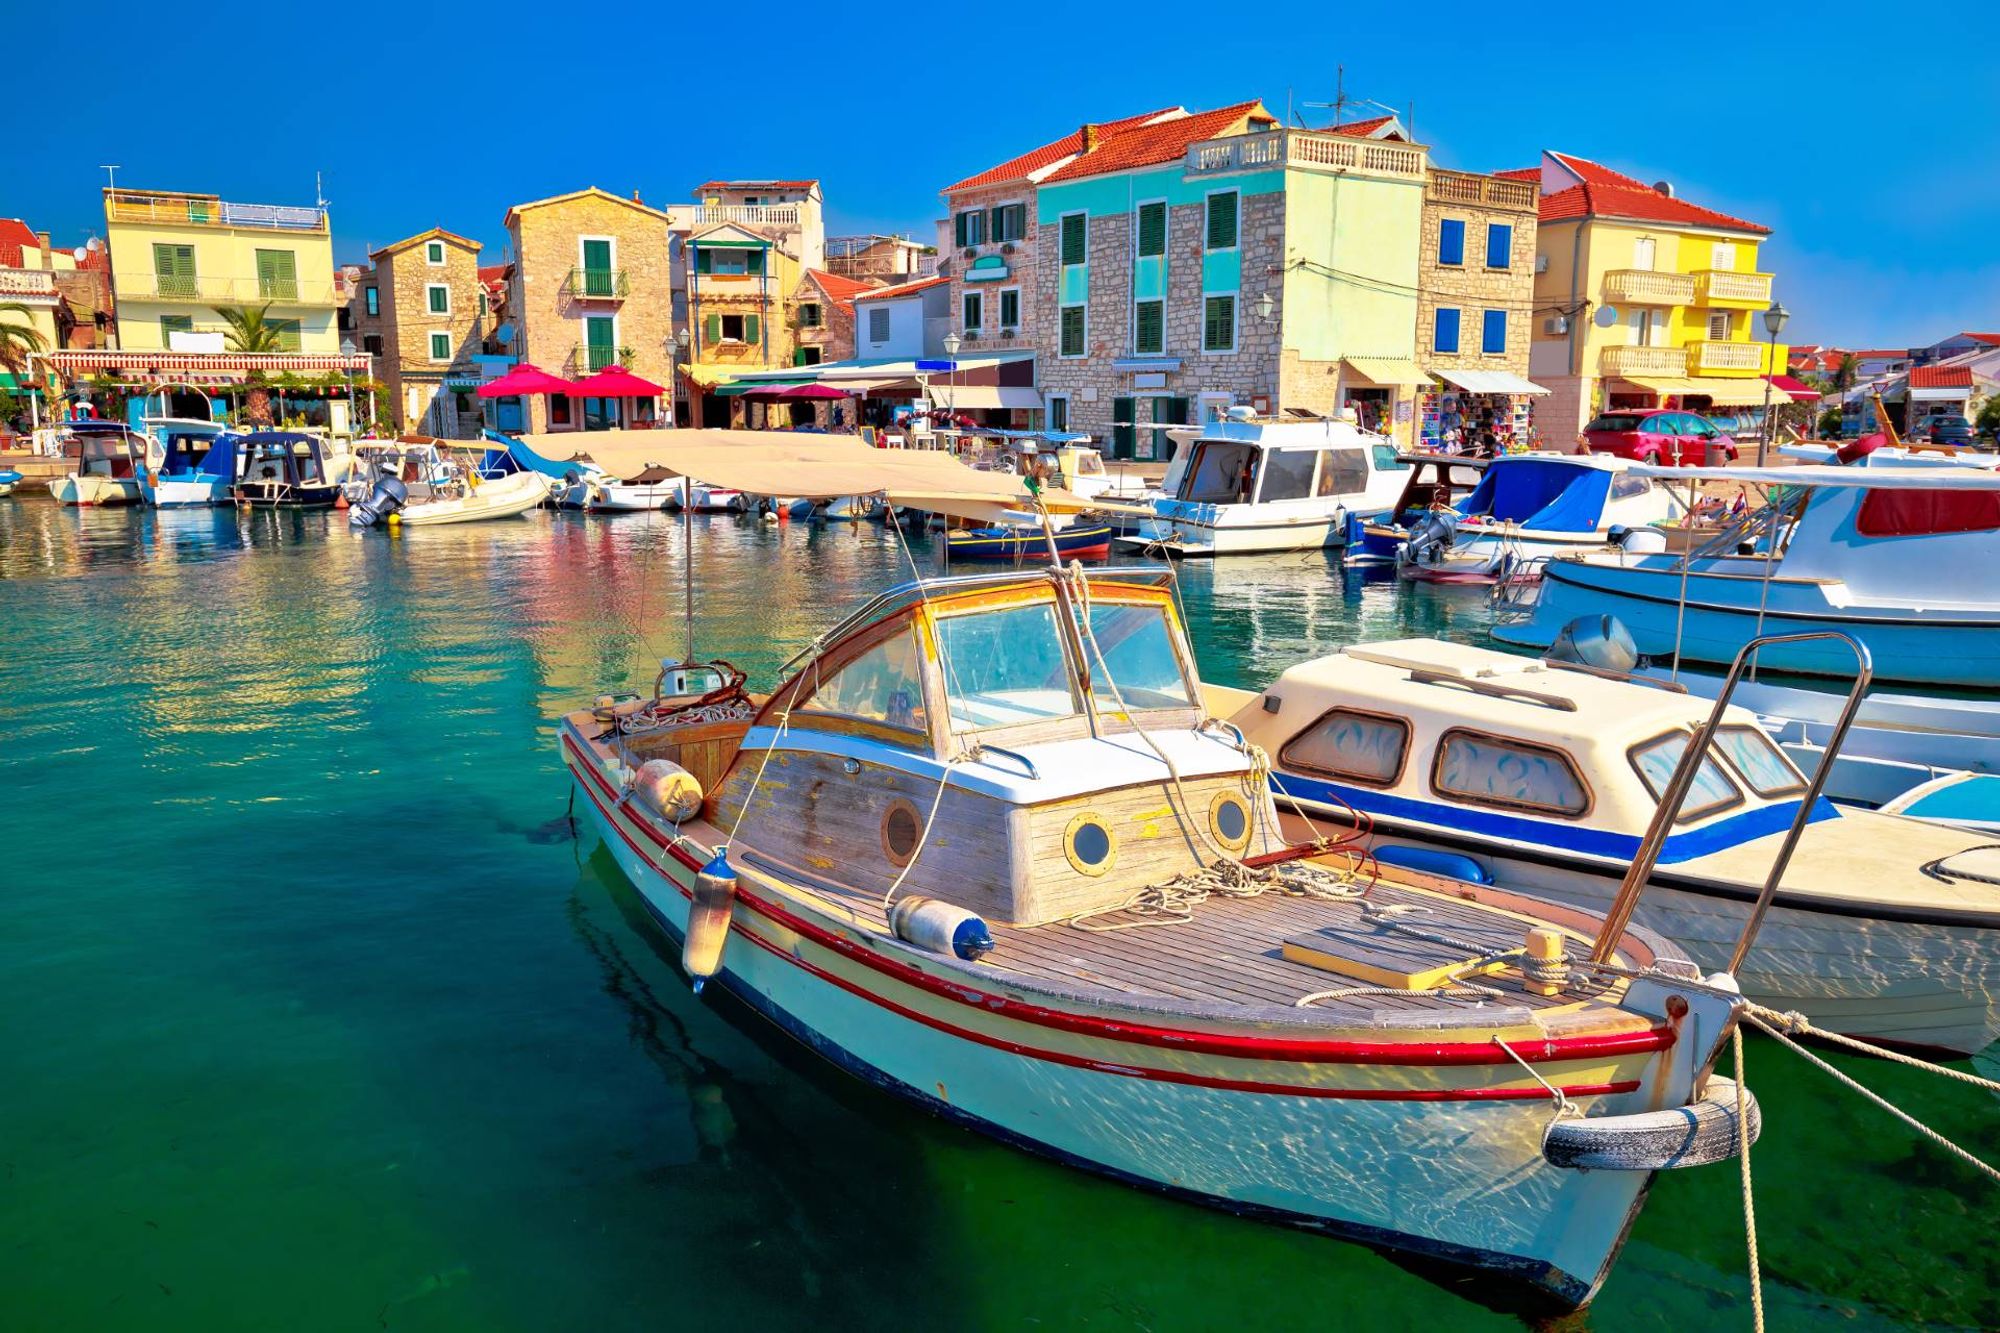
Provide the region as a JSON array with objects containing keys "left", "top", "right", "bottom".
[{"left": 2, "top": 497, "right": 1994, "bottom": 1332}]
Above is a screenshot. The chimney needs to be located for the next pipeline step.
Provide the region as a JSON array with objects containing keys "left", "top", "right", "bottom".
[
  {"left": 1080, "top": 123, "right": 1099, "bottom": 154},
  {"left": 632, "top": 188, "right": 643, "bottom": 203}
]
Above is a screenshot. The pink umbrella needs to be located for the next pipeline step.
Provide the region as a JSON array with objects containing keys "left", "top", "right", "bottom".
[
  {"left": 476, "top": 362, "right": 575, "bottom": 398},
  {"left": 568, "top": 364, "right": 666, "bottom": 397},
  {"left": 779, "top": 383, "right": 854, "bottom": 400}
]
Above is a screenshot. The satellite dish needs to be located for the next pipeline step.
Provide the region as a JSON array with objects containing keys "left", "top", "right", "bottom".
[
  {"left": 1593, "top": 304, "right": 1621, "bottom": 329},
  {"left": 72, "top": 247, "right": 88, "bottom": 264}
]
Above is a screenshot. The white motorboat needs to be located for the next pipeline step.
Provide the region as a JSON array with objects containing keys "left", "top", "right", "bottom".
[
  {"left": 50, "top": 422, "right": 146, "bottom": 506},
  {"left": 1390, "top": 453, "right": 1686, "bottom": 583},
  {"left": 1226, "top": 637, "right": 2000, "bottom": 1056},
  {"left": 139, "top": 417, "right": 237, "bottom": 506},
  {"left": 665, "top": 478, "right": 745, "bottom": 513},
  {"left": 553, "top": 467, "right": 680, "bottom": 512},
  {"left": 1118, "top": 412, "right": 1409, "bottom": 557},
  {"left": 1495, "top": 461, "right": 2000, "bottom": 687}
]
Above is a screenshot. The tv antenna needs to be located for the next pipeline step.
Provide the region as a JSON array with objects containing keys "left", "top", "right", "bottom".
[
  {"left": 99, "top": 164, "right": 121, "bottom": 191},
  {"left": 1302, "top": 67, "right": 1403, "bottom": 132}
]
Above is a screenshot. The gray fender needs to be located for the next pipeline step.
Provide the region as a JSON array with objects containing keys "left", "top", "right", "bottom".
[{"left": 1543, "top": 1076, "right": 1761, "bottom": 1171}]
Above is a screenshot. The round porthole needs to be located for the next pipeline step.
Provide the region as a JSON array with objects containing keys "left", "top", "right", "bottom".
[
  {"left": 1064, "top": 813, "right": 1117, "bottom": 877},
  {"left": 1210, "top": 790, "right": 1253, "bottom": 851},
  {"left": 881, "top": 798, "right": 922, "bottom": 867}
]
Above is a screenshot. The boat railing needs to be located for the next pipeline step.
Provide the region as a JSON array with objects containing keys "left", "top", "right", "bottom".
[
  {"left": 1407, "top": 668, "right": 1579, "bottom": 713},
  {"left": 1588, "top": 630, "right": 1873, "bottom": 972}
]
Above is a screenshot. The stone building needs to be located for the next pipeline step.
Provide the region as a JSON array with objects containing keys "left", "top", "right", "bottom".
[
  {"left": 368, "top": 228, "right": 489, "bottom": 436},
  {"left": 792, "top": 269, "right": 872, "bottom": 366},
  {"left": 503, "top": 186, "right": 675, "bottom": 433},
  {"left": 824, "top": 234, "right": 935, "bottom": 283},
  {"left": 1415, "top": 169, "right": 1543, "bottom": 449}
]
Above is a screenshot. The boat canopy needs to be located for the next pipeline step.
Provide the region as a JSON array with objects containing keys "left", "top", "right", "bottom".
[
  {"left": 1627, "top": 463, "right": 2000, "bottom": 490},
  {"left": 161, "top": 429, "right": 237, "bottom": 477},
  {"left": 1457, "top": 457, "right": 1611, "bottom": 532}
]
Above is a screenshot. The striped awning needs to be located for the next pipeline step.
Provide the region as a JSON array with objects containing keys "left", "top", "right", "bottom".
[{"left": 50, "top": 349, "right": 371, "bottom": 375}]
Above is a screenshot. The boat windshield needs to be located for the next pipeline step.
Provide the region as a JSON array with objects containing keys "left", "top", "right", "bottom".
[
  {"left": 1179, "top": 441, "right": 1257, "bottom": 504},
  {"left": 935, "top": 599, "right": 1081, "bottom": 730},
  {"left": 1081, "top": 601, "right": 1194, "bottom": 713},
  {"left": 1629, "top": 731, "right": 1745, "bottom": 822}
]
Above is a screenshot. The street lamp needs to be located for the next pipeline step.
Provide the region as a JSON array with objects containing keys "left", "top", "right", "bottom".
[
  {"left": 674, "top": 327, "right": 690, "bottom": 428},
  {"left": 1757, "top": 300, "right": 1789, "bottom": 465},
  {"left": 942, "top": 332, "right": 962, "bottom": 446}
]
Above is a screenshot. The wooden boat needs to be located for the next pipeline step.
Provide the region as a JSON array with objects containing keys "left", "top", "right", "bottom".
[
  {"left": 562, "top": 565, "right": 1755, "bottom": 1310},
  {"left": 944, "top": 521, "right": 1113, "bottom": 561},
  {"left": 1349, "top": 453, "right": 1489, "bottom": 564},
  {"left": 232, "top": 431, "right": 341, "bottom": 508},
  {"left": 50, "top": 422, "right": 146, "bottom": 506},
  {"left": 1227, "top": 637, "right": 2000, "bottom": 1056}
]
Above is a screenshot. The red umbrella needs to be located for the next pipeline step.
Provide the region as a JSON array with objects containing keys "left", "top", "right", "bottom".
[
  {"left": 780, "top": 383, "right": 853, "bottom": 400},
  {"left": 476, "top": 362, "right": 575, "bottom": 398},
  {"left": 567, "top": 364, "right": 666, "bottom": 397}
]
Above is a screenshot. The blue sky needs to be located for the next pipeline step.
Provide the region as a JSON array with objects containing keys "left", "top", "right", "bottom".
[{"left": 9, "top": 0, "right": 1995, "bottom": 348}]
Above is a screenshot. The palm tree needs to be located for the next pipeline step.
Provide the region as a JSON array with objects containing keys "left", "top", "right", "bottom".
[
  {"left": 0, "top": 302, "right": 49, "bottom": 380},
  {"left": 212, "top": 302, "right": 288, "bottom": 424}
]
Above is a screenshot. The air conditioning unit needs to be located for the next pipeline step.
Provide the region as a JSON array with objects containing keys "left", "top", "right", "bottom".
[
  {"left": 1543, "top": 315, "right": 1569, "bottom": 335},
  {"left": 1533, "top": 254, "right": 1549, "bottom": 274}
]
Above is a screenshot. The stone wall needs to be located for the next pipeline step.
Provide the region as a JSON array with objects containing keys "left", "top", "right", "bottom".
[
  {"left": 509, "top": 191, "right": 676, "bottom": 432},
  {"left": 943, "top": 180, "right": 1038, "bottom": 358},
  {"left": 1415, "top": 181, "right": 1538, "bottom": 379},
  {"left": 792, "top": 275, "right": 855, "bottom": 365},
  {"left": 378, "top": 235, "right": 485, "bottom": 434}
]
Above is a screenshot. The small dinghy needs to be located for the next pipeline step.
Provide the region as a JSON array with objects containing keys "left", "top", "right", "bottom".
[
  {"left": 945, "top": 519, "right": 1113, "bottom": 561},
  {"left": 0, "top": 468, "right": 22, "bottom": 497},
  {"left": 344, "top": 439, "right": 552, "bottom": 528}
]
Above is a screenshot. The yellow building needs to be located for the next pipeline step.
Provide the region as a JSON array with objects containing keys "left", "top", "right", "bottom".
[
  {"left": 1519, "top": 152, "right": 1786, "bottom": 440},
  {"left": 102, "top": 187, "right": 341, "bottom": 353}
]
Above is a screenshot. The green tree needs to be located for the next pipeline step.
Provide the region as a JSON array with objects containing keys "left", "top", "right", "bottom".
[
  {"left": 1975, "top": 394, "right": 2000, "bottom": 443},
  {"left": 211, "top": 303, "right": 286, "bottom": 424}
]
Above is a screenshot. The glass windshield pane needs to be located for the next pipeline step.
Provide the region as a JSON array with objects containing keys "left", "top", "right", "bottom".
[
  {"left": 1284, "top": 709, "right": 1409, "bottom": 784},
  {"left": 1180, "top": 441, "right": 1256, "bottom": 503},
  {"left": 1630, "top": 731, "right": 1743, "bottom": 821},
  {"left": 1716, "top": 726, "right": 1804, "bottom": 797},
  {"left": 800, "top": 628, "right": 927, "bottom": 732},
  {"left": 1082, "top": 603, "right": 1192, "bottom": 713},
  {"left": 1435, "top": 732, "right": 1589, "bottom": 816},
  {"left": 1259, "top": 449, "right": 1317, "bottom": 502},
  {"left": 937, "top": 601, "right": 1079, "bottom": 730},
  {"left": 1316, "top": 448, "right": 1368, "bottom": 497}
]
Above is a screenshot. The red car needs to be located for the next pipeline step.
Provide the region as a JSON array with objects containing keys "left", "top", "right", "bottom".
[{"left": 1581, "top": 410, "right": 1738, "bottom": 467}]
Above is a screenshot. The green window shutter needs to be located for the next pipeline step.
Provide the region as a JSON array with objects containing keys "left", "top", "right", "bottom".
[
  {"left": 1206, "top": 192, "right": 1238, "bottom": 250},
  {"left": 270, "top": 318, "right": 302, "bottom": 352},
  {"left": 428, "top": 285, "right": 449, "bottom": 314},
  {"left": 744, "top": 313, "right": 761, "bottom": 343},
  {"left": 1135, "top": 300, "right": 1164, "bottom": 355},
  {"left": 1061, "top": 214, "right": 1086, "bottom": 266},
  {"left": 255, "top": 249, "right": 297, "bottom": 299},
  {"left": 586, "top": 316, "right": 615, "bottom": 348},
  {"left": 1138, "top": 203, "right": 1166, "bottom": 257},
  {"left": 1204, "top": 295, "right": 1235, "bottom": 351},
  {"left": 793, "top": 348, "right": 808, "bottom": 367},
  {"left": 154, "top": 243, "right": 195, "bottom": 298},
  {"left": 1061, "top": 305, "right": 1085, "bottom": 356},
  {"left": 582, "top": 239, "right": 611, "bottom": 272},
  {"left": 1161, "top": 397, "right": 1190, "bottom": 425},
  {"left": 159, "top": 315, "right": 193, "bottom": 346},
  {"left": 694, "top": 248, "right": 713, "bottom": 275},
  {"left": 1111, "top": 397, "right": 1136, "bottom": 459},
  {"left": 703, "top": 313, "right": 721, "bottom": 343},
  {"left": 954, "top": 212, "right": 968, "bottom": 248},
  {"left": 746, "top": 249, "right": 765, "bottom": 276},
  {"left": 430, "top": 332, "right": 451, "bottom": 359}
]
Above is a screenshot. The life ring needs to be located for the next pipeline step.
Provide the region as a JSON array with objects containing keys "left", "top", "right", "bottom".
[{"left": 1542, "top": 1075, "right": 1759, "bottom": 1171}]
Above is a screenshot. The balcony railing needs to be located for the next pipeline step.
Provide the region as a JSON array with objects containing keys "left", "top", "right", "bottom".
[
  {"left": 104, "top": 190, "right": 328, "bottom": 233},
  {"left": 564, "top": 267, "right": 629, "bottom": 300},
  {"left": 1187, "top": 129, "right": 1428, "bottom": 182},
  {"left": 0, "top": 268, "right": 59, "bottom": 302},
  {"left": 1600, "top": 345, "right": 1689, "bottom": 377},
  {"left": 568, "top": 344, "right": 636, "bottom": 375},
  {"left": 1686, "top": 340, "right": 1765, "bottom": 374},
  {"left": 1425, "top": 169, "right": 1538, "bottom": 210},
  {"left": 126, "top": 275, "right": 339, "bottom": 305},
  {"left": 1602, "top": 269, "right": 1695, "bottom": 306},
  {"left": 668, "top": 203, "right": 802, "bottom": 230},
  {"left": 1693, "top": 269, "right": 1773, "bottom": 307}
]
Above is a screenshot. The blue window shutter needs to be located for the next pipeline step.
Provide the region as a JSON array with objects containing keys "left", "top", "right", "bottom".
[
  {"left": 1486, "top": 223, "right": 1512, "bottom": 269},
  {"left": 1434, "top": 307, "right": 1460, "bottom": 354},
  {"left": 1438, "top": 219, "right": 1464, "bottom": 266},
  {"left": 1482, "top": 309, "right": 1507, "bottom": 354}
]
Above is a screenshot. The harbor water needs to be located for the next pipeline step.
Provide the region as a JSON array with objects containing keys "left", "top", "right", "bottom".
[{"left": 3, "top": 497, "right": 1995, "bottom": 1332}]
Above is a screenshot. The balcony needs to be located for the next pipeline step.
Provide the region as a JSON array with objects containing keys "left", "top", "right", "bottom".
[
  {"left": 1425, "top": 169, "right": 1538, "bottom": 211},
  {"left": 667, "top": 203, "right": 802, "bottom": 230},
  {"left": 1686, "top": 340, "right": 1765, "bottom": 375},
  {"left": 567, "top": 344, "right": 635, "bottom": 376},
  {"left": 105, "top": 189, "right": 328, "bottom": 233},
  {"left": 1602, "top": 269, "right": 1695, "bottom": 306},
  {"left": 564, "top": 267, "right": 629, "bottom": 301},
  {"left": 1187, "top": 129, "right": 1428, "bottom": 183},
  {"left": 1600, "top": 345, "right": 1689, "bottom": 378},
  {"left": 125, "top": 274, "right": 340, "bottom": 306},
  {"left": 1693, "top": 269, "right": 1773, "bottom": 309},
  {"left": 0, "top": 268, "right": 59, "bottom": 304}
]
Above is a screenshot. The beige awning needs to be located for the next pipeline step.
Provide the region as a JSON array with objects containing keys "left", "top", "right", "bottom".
[
  {"left": 1433, "top": 368, "right": 1550, "bottom": 396},
  {"left": 1625, "top": 375, "right": 1791, "bottom": 406},
  {"left": 1342, "top": 357, "right": 1430, "bottom": 387},
  {"left": 926, "top": 384, "right": 1045, "bottom": 411},
  {"left": 510, "top": 429, "right": 1114, "bottom": 520}
]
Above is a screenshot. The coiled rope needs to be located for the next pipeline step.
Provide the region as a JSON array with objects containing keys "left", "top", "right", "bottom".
[{"left": 1065, "top": 855, "right": 1368, "bottom": 932}]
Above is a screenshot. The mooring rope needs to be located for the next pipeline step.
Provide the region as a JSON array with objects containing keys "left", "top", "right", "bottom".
[
  {"left": 1734, "top": 1025, "right": 1765, "bottom": 1333},
  {"left": 1063, "top": 856, "right": 1368, "bottom": 932}
]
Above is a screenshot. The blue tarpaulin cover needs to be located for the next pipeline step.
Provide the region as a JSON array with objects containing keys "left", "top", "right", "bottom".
[{"left": 1456, "top": 458, "right": 1611, "bottom": 533}]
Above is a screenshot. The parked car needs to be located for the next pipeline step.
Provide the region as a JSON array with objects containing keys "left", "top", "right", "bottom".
[
  {"left": 1581, "top": 410, "right": 1738, "bottom": 467},
  {"left": 1924, "top": 415, "right": 1975, "bottom": 446}
]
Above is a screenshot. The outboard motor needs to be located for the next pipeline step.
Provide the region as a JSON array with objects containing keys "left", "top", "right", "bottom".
[
  {"left": 348, "top": 474, "right": 409, "bottom": 528},
  {"left": 1401, "top": 509, "right": 1459, "bottom": 566},
  {"left": 1548, "top": 614, "right": 1640, "bottom": 675}
]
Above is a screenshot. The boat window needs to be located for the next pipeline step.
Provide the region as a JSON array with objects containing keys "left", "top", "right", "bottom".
[
  {"left": 1081, "top": 602, "right": 1194, "bottom": 713},
  {"left": 798, "top": 627, "right": 928, "bottom": 734},
  {"left": 1714, "top": 726, "right": 1806, "bottom": 798},
  {"left": 1372, "top": 444, "right": 1409, "bottom": 472},
  {"left": 1259, "top": 449, "right": 1317, "bottom": 502},
  {"left": 1281, "top": 708, "right": 1410, "bottom": 786},
  {"left": 1073, "top": 451, "right": 1104, "bottom": 476},
  {"left": 1315, "top": 448, "right": 1369, "bottom": 497},
  {"left": 1433, "top": 729, "right": 1589, "bottom": 817},
  {"left": 1609, "top": 472, "right": 1652, "bottom": 502},
  {"left": 1180, "top": 441, "right": 1257, "bottom": 503},
  {"left": 936, "top": 600, "right": 1080, "bottom": 730},
  {"left": 1628, "top": 731, "right": 1745, "bottom": 822}
]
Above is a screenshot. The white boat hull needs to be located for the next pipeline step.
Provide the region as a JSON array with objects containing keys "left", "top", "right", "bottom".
[
  {"left": 1119, "top": 509, "right": 1361, "bottom": 557},
  {"left": 149, "top": 477, "right": 230, "bottom": 507},
  {"left": 52, "top": 474, "right": 142, "bottom": 506},
  {"left": 393, "top": 471, "right": 551, "bottom": 525},
  {"left": 565, "top": 735, "right": 1699, "bottom": 1306}
]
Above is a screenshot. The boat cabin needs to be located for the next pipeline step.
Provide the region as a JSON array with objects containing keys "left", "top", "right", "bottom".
[
  {"left": 146, "top": 418, "right": 234, "bottom": 479},
  {"left": 233, "top": 431, "right": 337, "bottom": 505},
  {"left": 1167, "top": 417, "right": 1406, "bottom": 512},
  {"left": 614, "top": 569, "right": 1277, "bottom": 926},
  {"left": 1229, "top": 638, "right": 1833, "bottom": 864},
  {"left": 1353, "top": 455, "right": 1488, "bottom": 561},
  {"left": 67, "top": 422, "right": 144, "bottom": 477}
]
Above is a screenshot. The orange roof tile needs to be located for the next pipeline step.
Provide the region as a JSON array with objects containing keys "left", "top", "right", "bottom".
[
  {"left": 1041, "top": 100, "right": 1278, "bottom": 184},
  {"left": 1910, "top": 365, "right": 1973, "bottom": 388},
  {"left": 943, "top": 107, "right": 1186, "bottom": 193},
  {"left": 0, "top": 218, "right": 42, "bottom": 266},
  {"left": 804, "top": 269, "right": 875, "bottom": 311},
  {"left": 853, "top": 274, "right": 948, "bottom": 302},
  {"left": 1531, "top": 152, "right": 1770, "bottom": 234},
  {"left": 1964, "top": 332, "right": 2000, "bottom": 347},
  {"left": 1328, "top": 114, "right": 1395, "bottom": 138}
]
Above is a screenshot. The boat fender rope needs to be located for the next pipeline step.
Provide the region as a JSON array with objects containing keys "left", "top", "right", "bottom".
[{"left": 1736, "top": 1026, "right": 1765, "bottom": 1333}]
